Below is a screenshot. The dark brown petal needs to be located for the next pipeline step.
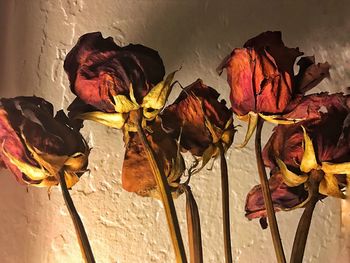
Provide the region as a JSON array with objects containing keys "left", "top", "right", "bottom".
[
  {"left": 294, "top": 56, "right": 330, "bottom": 94},
  {"left": 245, "top": 173, "right": 308, "bottom": 220},
  {"left": 244, "top": 31, "right": 303, "bottom": 76}
]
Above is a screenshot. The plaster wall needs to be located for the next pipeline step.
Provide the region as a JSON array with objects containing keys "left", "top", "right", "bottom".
[{"left": 0, "top": 0, "right": 350, "bottom": 262}]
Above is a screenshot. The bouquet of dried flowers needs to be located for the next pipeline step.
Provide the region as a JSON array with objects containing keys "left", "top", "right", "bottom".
[{"left": 0, "top": 30, "right": 347, "bottom": 263}]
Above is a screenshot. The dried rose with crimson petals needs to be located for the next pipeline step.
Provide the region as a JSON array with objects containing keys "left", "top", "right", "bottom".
[
  {"left": 121, "top": 119, "right": 184, "bottom": 198},
  {"left": 245, "top": 93, "right": 350, "bottom": 224},
  {"left": 64, "top": 32, "right": 175, "bottom": 131},
  {"left": 161, "top": 79, "right": 235, "bottom": 170},
  {"left": 0, "top": 96, "right": 89, "bottom": 188},
  {"left": 218, "top": 31, "right": 330, "bottom": 146}
]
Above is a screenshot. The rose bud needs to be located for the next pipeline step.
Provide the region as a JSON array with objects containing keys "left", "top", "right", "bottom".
[
  {"left": 121, "top": 119, "right": 184, "bottom": 197},
  {"left": 217, "top": 31, "right": 330, "bottom": 146},
  {"left": 64, "top": 32, "right": 175, "bottom": 130},
  {"left": 0, "top": 96, "right": 89, "bottom": 188},
  {"left": 263, "top": 93, "right": 350, "bottom": 199},
  {"left": 160, "top": 79, "right": 235, "bottom": 169}
]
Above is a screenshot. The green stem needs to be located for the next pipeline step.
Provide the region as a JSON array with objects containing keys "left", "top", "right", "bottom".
[
  {"left": 58, "top": 169, "right": 95, "bottom": 263},
  {"left": 290, "top": 171, "right": 320, "bottom": 263},
  {"left": 136, "top": 119, "right": 187, "bottom": 263},
  {"left": 255, "top": 117, "right": 286, "bottom": 263},
  {"left": 218, "top": 143, "right": 233, "bottom": 263}
]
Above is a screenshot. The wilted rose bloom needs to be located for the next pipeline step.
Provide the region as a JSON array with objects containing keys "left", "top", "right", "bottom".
[
  {"left": 218, "top": 31, "right": 330, "bottom": 116},
  {"left": 246, "top": 93, "right": 350, "bottom": 222},
  {"left": 64, "top": 32, "right": 165, "bottom": 113},
  {"left": 121, "top": 119, "right": 184, "bottom": 197},
  {"left": 263, "top": 93, "right": 350, "bottom": 170},
  {"left": 160, "top": 79, "right": 234, "bottom": 157},
  {"left": 0, "top": 97, "right": 89, "bottom": 188}
]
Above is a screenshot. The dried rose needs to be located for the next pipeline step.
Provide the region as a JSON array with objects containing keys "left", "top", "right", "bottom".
[
  {"left": 121, "top": 119, "right": 184, "bottom": 197},
  {"left": 264, "top": 93, "right": 350, "bottom": 199},
  {"left": 218, "top": 31, "right": 330, "bottom": 146},
  {"left": 64, "top": 32, "right": 173, "bottom": 130},
  {"left": 0, "top": 96, "right": 89, "bottom": 188},
  {"left": 160, "top": 79, "right": 234, "bottom": 169}
]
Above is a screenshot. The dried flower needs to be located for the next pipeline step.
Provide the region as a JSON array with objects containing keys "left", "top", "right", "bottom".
[
  {"left": 218, "top": 31, "right": 330, "bottom": 146},
  {"left": 65, "top": 32, "right": 173, "bottom": 130},
  {"left": 160, "top": 79, "right": 234, "bottom": 168},
  {"left": 0, "top": 96, "right": 89, "bottom": 188}
]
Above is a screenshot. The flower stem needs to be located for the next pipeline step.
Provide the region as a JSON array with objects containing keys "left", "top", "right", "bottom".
[
  {"left": 255, "top": 117, "right": 286, "bottom": 263},
  {"left": 290, "top": 170, "right": 320, "bottom": 263},
  {"left": 218, "top": 143, "right": 233, "bottom": 263},
  {"left": 184, "top": 185, "right": 203, "bottom": 263},
  {"left": 58, "top": 169, "right": 95, "bottom": 263},
  {"left": 135, "top": 117, "right": 187, "bottom": 263}
]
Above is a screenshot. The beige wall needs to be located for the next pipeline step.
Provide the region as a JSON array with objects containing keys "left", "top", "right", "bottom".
[{"left": 0, "top": 0, "right": 350, "bottom": 262}]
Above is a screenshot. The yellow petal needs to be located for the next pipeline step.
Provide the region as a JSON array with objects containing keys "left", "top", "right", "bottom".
[
  {"left": 143, "top": 108, "right": 161, "bottom": 120},
  {"left": 64, "top": 171, "right": 80, "bottom": 188},
  {"left": 236, "top": 112, "right": 258, "bottom": 148},
  {"left": 141, "top": 71, "right": 176, "bottom": 110},
  {"left": 64, "top": 151, "right": 89, "bottom": 172},
  {"left": 258, "top": 113, "right": 304, "bottom": 125},
  {"left": 319, "top": 173, "right": 345, "bottom": 198},
  {"left": 300, "top": 126, "right": 318, "bottom": 173},
  {"left": 76, "top": 111, "right": 127, "bottom": 129},
  {"left": 113, "top": 94, "right": 139, "bottom": 113},
  {"left": 276, "top": 158, "right": 308, "bottom": 187},
  {"left": 321, "top": 162, "right": 350, "bottom": 175},
  {"left": 3, "top": 149, "right": 49, "bottom": 181}
]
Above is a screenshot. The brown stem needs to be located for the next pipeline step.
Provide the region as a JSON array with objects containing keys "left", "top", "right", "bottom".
[
  {"left": 255, "top": 117, "right": 286, "bottom": 263},
  {"left": 135, "top": 113, "right": 187, "bottom": 263},
  {"left": 218, "top": 143, "right": 233, "bottom": 263},
  {"left": 58, "top": 169, "right": 95, "bottom": 263},
  {"left": 184, "top": 185, "right": 203, "bottom": 263},
  {"left": 290, "top": 170, "right": 321, "bottom": 263}
]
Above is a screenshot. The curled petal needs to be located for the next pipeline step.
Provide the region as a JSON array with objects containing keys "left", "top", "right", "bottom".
[
  {"left": 3, "top": 149, "right": 49, "bottom": 181},
  {"left": 276, "top": 158, "right": 308, "bottom": 187},
  {"left": 300, "top": 126, "right": 318, "bottom": 173},
  {"left": 142, "top": 71, "right": 176, "bottom": 110},
  {"left": 236, "top": 112, "right": 258, "bottom": 148},
  {"left": 321, "top": 162, "right": 350, "bottom": 175},
  {"left": 319, "top": 173, "right": 345, "bottom": 199},
  {"left": 76, "top": 111, "right": 127, "bottom": 129}
]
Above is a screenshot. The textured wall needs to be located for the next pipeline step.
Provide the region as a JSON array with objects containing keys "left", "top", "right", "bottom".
[{"left": 0, "top": 0, "right": 350, "bottom": 262}]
